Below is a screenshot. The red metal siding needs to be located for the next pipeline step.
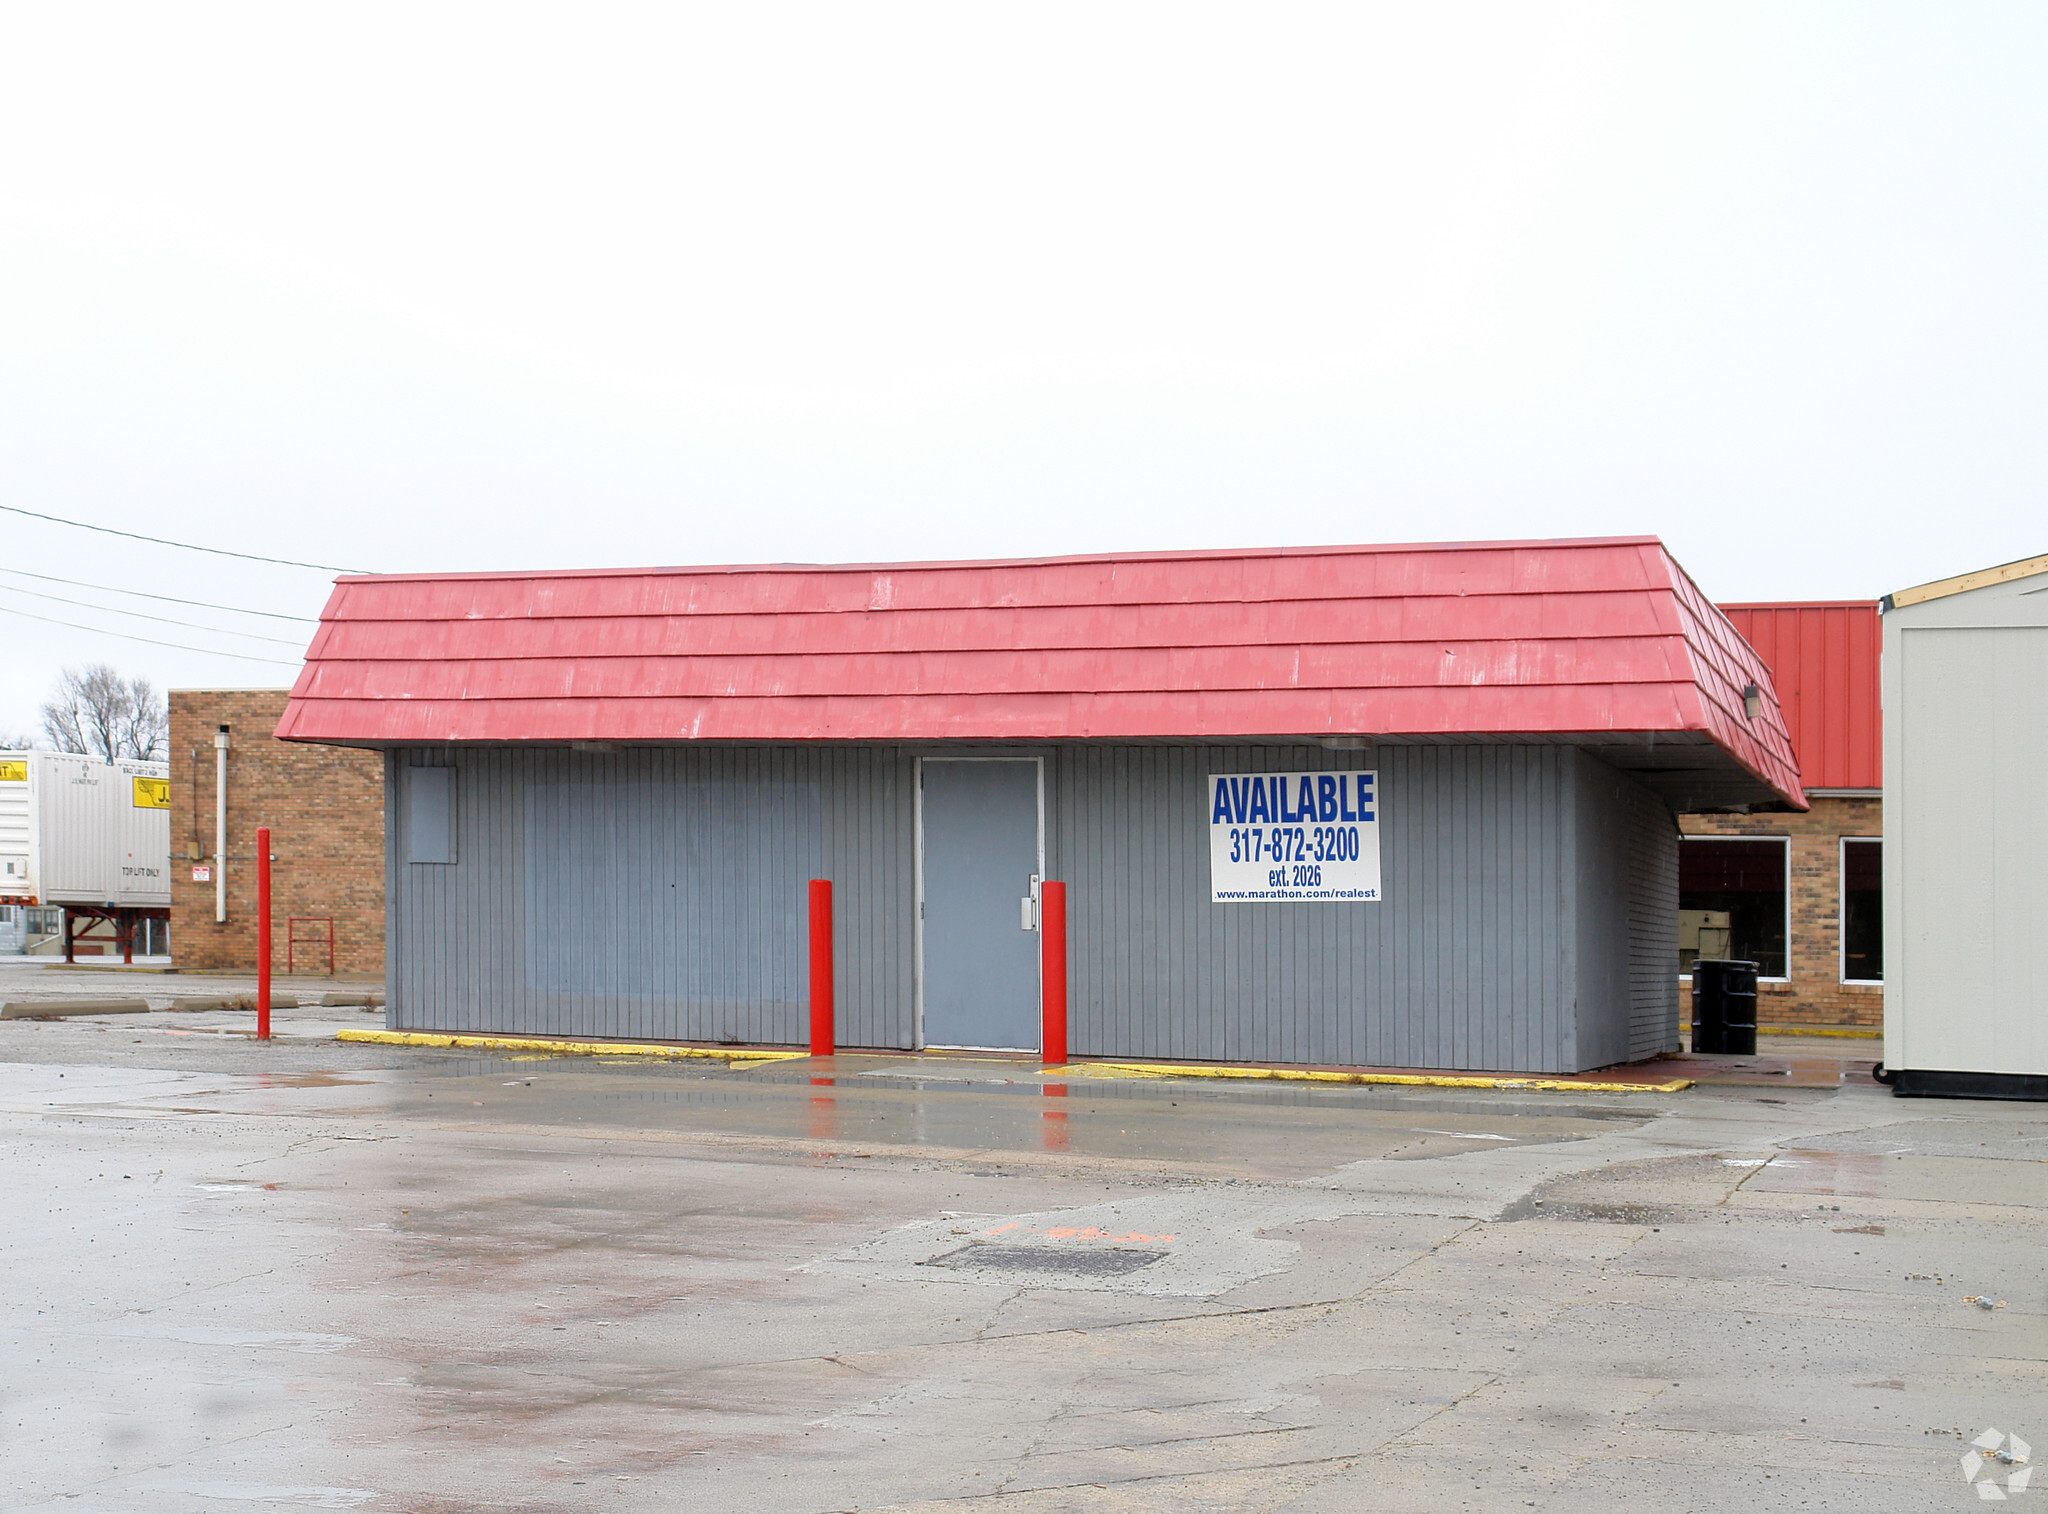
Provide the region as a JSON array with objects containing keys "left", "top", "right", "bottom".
[
  {"left": 1717, "top": 603, "right": 1881, "bottom": 790},
  {"left": 278, "top": 536, "right": 1803, "bottom": 807}
]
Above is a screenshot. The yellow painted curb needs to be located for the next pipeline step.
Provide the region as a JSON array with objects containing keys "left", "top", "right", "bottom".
[
  {"left": 1680, "top": 1023, "right": 1880, "bottom": 1040},
  {"left": 336, "top": 1029, "right": 805, "bottom": 1063},
  {"left": 1042, "top": 1061, "right": 1692, "bottom": 1094}
]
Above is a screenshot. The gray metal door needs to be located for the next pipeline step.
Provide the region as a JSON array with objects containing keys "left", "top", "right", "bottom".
[{"left": 920, "top": 759, "right": 1040, "bottom": 1050}]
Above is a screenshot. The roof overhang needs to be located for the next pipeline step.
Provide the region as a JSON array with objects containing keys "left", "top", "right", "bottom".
[
  {"left": 277, "top": 537, "right": 1807, "bottom": 811},
  {"left": 1885, "top": 551, "right": 2048, "bottom": 610}
]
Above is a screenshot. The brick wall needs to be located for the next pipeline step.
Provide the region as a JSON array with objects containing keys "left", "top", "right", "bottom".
[
  {"left": 1679, "top": 794, "right": 1882, "bottom": 1027},
  {"left": 168, "top": 690, "right": 385, "bottom": 977}
]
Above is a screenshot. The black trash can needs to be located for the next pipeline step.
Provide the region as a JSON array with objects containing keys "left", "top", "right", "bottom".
[{"left": 1691, "top": 959, "right": 1758, "bottom": 1056}]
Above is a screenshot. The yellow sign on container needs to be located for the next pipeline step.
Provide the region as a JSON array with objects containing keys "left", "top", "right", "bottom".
[
  {"left": 132, "top": 776, "right": 171, "bottom": 809},
  {"left": 0, "top": 761, "right": 26, "bottom": 782}
]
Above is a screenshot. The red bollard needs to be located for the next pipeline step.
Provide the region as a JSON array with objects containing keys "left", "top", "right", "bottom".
[
  {"left": 1040, "top": 880, "right": 1067, "bottom": 1066},
  {"left": 808, "top": 879, "right": 833, "bottom": 1056},
  {"left": 256, "top": 826, "right": 272, "bottom": 1041}
]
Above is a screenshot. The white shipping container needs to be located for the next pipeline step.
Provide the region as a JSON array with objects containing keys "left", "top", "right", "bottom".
[
  {"left": 34, "top": 752, "right": 114, "bottom": 899},
  {"left": 114, "top": 758, "right": 173, "bottom": 907},
  {"left": 0, "top": 753, "right": 29, "bottom": 896},
  {"left": 0, "top": 751, "right": 171, "bottom": 908}
]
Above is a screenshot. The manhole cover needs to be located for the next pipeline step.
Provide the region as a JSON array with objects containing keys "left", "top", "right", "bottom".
[{"left": 922, "top": 1244, "right": 1166, "bottom": 1277}]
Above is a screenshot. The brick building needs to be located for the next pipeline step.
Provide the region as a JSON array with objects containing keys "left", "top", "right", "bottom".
[
  {"left": 168, "top": 689, "right": 385, "bottom": 976},
  {"left": 1680, "top": 603, "right": 1882, "bottom": 1029}
]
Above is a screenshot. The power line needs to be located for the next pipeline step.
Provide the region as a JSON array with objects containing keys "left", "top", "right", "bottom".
[
  {"left": 0, "top": 583, "right": 309, "bottom": 646},
  {"left": 0, "top": 502, "right": 374, "bottom": 574},
  {"left": 0, "top": 604, "right": 303, "bottom": 665},
  {"left": 0, "top": 565, "right": 319, "bottom": 623}
]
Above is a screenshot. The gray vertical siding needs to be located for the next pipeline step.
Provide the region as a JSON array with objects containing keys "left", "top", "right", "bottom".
[
  {"left": 386, "top": 738, "right": 1679, "bottom": 1072},
  {"left": 1051, "top": 744, "right": 1580, "bottom": 1073},
  {"left": 383, "top": 750, "right": 402, "bottom": 1023},
  {"left": 1568, "top": 752, "right": 1620, "bottom": 1071},
  {"left": 821, "top": 746, "right": 916, "bottom": 1049},
  {"left": 1568, "top": 752, "right": 1680, "bottom": 1068},
  {"left": 1621, "top": 773, "right": 1681, "bottom": 1060},
  {"left": 392, "top": 746, "right": 870, "bottom": 1044}
]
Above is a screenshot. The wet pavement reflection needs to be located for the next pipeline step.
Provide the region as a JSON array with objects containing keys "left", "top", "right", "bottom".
[
  {"left": 7, "top": 1012, "right": 2038, "bottom": 1514},
  {"left": 0, "top": 1049, "right": 1655, "bottom": 1178},
  {"left": 0, "top": 1013, "right": 1893, "bottom": 1189}
]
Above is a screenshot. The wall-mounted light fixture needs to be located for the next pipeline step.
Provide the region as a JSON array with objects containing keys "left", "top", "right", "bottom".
[{"left": 1742, "top": 683, "right": 1762, "bottom": 721}]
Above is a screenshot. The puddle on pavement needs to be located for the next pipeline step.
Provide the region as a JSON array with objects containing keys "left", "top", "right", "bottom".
[
  {"left": 1677, "top": 1048, "right": 1885, "bottom": 1089},
  {"left": 1744, "top": 1148, "right": 2048, "bottom": 1205},
  {"left": 1786, "top": 1117, "right": 2048, "bottom": 1164},
  {"left": 248, "top": 1071, "right": 373, "bottom": 1089}
]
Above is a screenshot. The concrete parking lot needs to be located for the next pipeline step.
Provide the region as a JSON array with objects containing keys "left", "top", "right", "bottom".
[{"left": 1, "top": 974, "right": 2042, "bottom": 1511}]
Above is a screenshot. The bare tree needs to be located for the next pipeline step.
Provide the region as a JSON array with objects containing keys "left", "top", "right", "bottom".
[{"left": 39, "top": 665, "right": 167, "bottom": 761}]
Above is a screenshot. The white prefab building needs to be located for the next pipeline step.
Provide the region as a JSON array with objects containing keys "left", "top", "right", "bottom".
[
  {"left": 1881, "top": 551, "right": 2048, "bottom": 1099},
  {"left": 0, "top": 751, "right": 172, "bottom": 909}
]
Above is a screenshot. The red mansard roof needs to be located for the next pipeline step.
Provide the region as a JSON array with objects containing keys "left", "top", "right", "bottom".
[
  {"left": 1715, "top": 601, "right": 1881, "bottom": 791},
  {"left": 278, "top": 536, "right": 1804, "bottom": 812}
]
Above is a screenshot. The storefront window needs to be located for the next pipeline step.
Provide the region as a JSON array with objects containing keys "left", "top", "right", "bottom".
[
  {"left": 1679, "top": 836, "right": 1789, "bottom": 979},
  {"left": 1841, "top": 838, "right": 1883, "bottom": 983}
]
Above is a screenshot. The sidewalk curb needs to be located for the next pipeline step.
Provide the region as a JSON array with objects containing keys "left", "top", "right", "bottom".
[
  {"left": 1, "top": 998, "right": 154, "bottom": 1018},
  {"left": 1040, "top": 1060, "right": 1693, "bottom": 1094},
  {"left": 1684, "top": 1023, "right": 1880, "bottom": 1040},
  {"left": 336, "top": 1028, "right": 806, "bottom": 1063}
]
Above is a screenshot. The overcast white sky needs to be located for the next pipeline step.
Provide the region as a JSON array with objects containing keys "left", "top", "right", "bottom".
[{"left": 2, "top": 3, "right": 2043, "bottom": 741}]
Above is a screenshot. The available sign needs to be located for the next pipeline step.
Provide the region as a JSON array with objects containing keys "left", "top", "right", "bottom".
[{"left": 1209, "top": 770, "right": 1380, "bottom": 903}]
